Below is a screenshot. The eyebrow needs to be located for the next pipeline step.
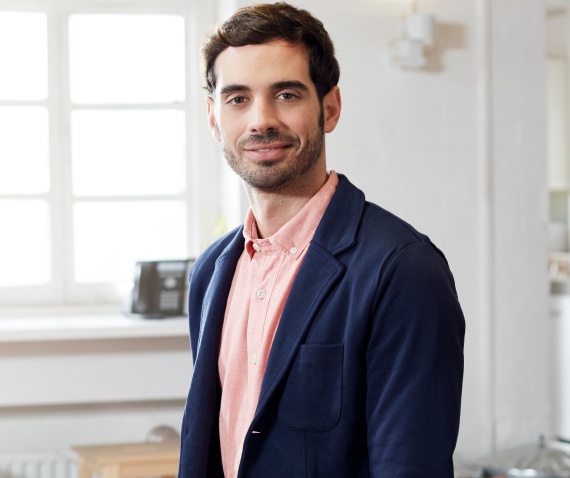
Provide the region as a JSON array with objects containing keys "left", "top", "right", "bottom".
[
  {"left": 272, "top": 80, "right": 310, "bottom": 92},
  {"left": 219, "top": 80, "right": 310, "bottom": 97},
  {"left": 219, "top": 84, "right": 250, "bottom": 96}
]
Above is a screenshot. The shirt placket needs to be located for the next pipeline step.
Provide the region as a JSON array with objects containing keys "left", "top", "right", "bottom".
[{"left": 246, "top": 243, "right": 284, "bottom": 400}]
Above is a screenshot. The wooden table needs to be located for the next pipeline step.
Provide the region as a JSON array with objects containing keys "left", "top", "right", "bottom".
[{"left": 73, "top": 441, "right": 179, "bottom": 478}]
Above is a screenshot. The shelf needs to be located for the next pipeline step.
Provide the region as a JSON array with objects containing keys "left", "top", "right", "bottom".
[{"left": 0, "top": 306, "right": 189, "bottom": 343}]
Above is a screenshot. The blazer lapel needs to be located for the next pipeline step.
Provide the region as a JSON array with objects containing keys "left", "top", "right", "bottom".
[
  {"left": 254, "top": 243, "right": 344, "bottom": 418},
  {"left": 194, "top": 232, "right": 243, "bottom": 370},
  {"left": 253, "top": 175, "right": 366, "bottom": 421}
]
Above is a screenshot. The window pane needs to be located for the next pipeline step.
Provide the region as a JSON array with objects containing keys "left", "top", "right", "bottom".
[
  {"left": 0, "top": 199, "right": 51, "bottom": 286},
  {"left": 0, "top": 12, "right": 47, "bottom": 101},
  {"left": 69, "top": 14, "right": 185, "bottom": 104},
  {"left": 71, "top": 110, "right": 185, "bottom": 196},
  {"left": 74, "top": 201, "right": 187, "bottom": 283},
  {"left": 0, "top": 106, "right": 50, "bottom": 194}
]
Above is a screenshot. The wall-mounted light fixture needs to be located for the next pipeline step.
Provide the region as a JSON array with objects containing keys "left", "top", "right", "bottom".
[{"left": 387, "top": 8, "right": 435, "bottom": 70}]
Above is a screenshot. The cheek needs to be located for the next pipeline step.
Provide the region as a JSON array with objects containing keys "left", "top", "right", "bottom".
[
  {"left": 216, "top": 113, "right": 243, "bottom": 143},
  {"left": 296, "top": 114, "right": 322, "bottom": 142},
  {"left": 284, "top": 114, "right": 307, "bottom": 136}
]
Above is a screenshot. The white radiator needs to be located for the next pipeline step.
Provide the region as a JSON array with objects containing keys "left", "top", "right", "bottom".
[{"left": 0, "top": 451, "right": 76, "bottom": 478}]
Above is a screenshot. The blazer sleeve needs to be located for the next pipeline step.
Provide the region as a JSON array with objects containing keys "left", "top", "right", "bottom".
[
  {"left": 187, "top": 263, "right": 200, "bottom": 362},
  {"left": 365, "top": 242, "right": 465, "bottom": 477}
]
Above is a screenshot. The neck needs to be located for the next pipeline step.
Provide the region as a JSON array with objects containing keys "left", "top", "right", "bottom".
[{"left": 245, "top": 167, "right": 328, "bottom": 238}]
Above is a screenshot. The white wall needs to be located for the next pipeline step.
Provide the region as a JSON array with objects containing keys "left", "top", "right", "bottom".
[
  {"left": 488, "top": 0, "right": 549, "bottom": 454},
  {"left": 0, "top": 335, "right": 192, "bottom": 453}
]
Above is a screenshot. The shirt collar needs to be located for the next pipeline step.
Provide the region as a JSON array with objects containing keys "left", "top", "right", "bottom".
[{"left": 243, "top": 171, "right": 339, "bottom": 259}]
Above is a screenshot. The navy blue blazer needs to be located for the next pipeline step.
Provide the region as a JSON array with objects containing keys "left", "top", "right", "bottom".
[{"left": 179, "top": 174, "right": 465, "bottom": 477}]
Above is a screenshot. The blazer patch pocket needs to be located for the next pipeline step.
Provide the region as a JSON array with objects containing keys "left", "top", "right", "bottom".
[{"left": 278, "top": 343, "right": 343, "bottom": 432}]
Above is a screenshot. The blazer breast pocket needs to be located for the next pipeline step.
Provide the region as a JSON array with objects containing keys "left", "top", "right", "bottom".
[{"left": 278, "top": 343, "right": 343, "bottom": 432}]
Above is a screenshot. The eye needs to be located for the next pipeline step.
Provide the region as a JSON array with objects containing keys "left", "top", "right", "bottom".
[
  {"left": 227, "top": 95, "right": 247, "bottom": 105},
  {"left": 277, "top": 91, "right": 298, "bottom": 101}
]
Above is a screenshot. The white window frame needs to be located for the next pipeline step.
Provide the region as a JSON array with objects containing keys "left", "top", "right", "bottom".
[{"left": 0, "top": 0, "right": 223, "bottom": 308}]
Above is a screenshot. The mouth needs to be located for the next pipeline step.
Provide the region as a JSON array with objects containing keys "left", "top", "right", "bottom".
[
  {"left": 243, "top": 143, "right": 292, "bottom": 160},
  {"left": 245, "top": 142, "right": 290, "bottom": 152}
]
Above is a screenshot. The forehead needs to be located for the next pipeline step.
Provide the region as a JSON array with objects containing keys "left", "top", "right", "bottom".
[{"left": 213, "top": 41, "right": 313, "bottom": 92}]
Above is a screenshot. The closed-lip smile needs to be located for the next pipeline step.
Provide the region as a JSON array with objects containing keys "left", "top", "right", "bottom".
[
  {"left": 244, "top": 142, "right": 290, "bottom": 152},
  {"left": 244, "top": 142, "right": 292, "bottom": 160}
]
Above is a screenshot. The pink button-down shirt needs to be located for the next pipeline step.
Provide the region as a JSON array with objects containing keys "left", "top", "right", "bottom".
[{"left": 218, "top": 171, "right": 339, "bottom": 478}]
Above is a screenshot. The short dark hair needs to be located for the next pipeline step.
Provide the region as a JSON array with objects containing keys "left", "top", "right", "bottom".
[{"left": 201, "top": 2, "right": 340, "bottom": 100}]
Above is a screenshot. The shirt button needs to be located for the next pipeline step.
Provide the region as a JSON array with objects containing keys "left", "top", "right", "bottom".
[
  {"left": 256, "top": 289, "right": 266, "bottom": 299},
  {"left": 252, "top": 243, "right": 261, "bottom": 252},
  {"left": 290, "top": 247, "right": 297, "bottom": 254},
  {"left": 251, "top": 354, "right": 257, "bottom": 364}
]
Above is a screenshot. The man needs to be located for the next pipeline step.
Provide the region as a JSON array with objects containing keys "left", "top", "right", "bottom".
[{"left": 179, "top": 3, "right": 465, "bottom": 477}]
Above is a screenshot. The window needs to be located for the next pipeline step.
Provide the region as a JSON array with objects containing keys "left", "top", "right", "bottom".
[{"left": 0, "top": 0, "right": 217, "bottom": 307}]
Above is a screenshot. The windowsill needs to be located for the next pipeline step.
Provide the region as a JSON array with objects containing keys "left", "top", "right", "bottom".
[{"left": 0, "top": 305, "right": 189, "bottom": 343}]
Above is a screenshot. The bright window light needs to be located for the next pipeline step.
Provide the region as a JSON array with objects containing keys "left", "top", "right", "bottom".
[
  {"left": 69, "top": 14, "right": 185, "bottom": 104},
  {"left": 0, "top": 199, "right": 51, "bottom": 287},
  {"left": 0, "top": 106, "right": 50, "bottom": 194},
  {"left": 0, "top": 4, "right": 194, "bottom": 306},
  {"left": 73, "top": 201, "right": 188, "bottom": 283},
  {"left": 0, "top": 12, "right": 48, "bottom": 101},
  {"left": 71, "top": 109, "right": 186, "bottom": 196}
]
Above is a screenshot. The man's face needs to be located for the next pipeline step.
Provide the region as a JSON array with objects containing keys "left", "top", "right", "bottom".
[{"left": 207, "top": 41, "right": 340, "bottom": 192}]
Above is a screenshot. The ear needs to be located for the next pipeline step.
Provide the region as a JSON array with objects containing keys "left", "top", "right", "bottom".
[
  {"left": 206, "top": 95, "right": 221, "bottom": 141},
  {"left": 322, "top": 86, "right": 342, "bottom": 134}
]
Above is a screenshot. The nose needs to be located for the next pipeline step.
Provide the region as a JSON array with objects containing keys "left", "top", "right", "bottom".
[{"left": 248, "top": 98, "right": 279, "bottom": 134}]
